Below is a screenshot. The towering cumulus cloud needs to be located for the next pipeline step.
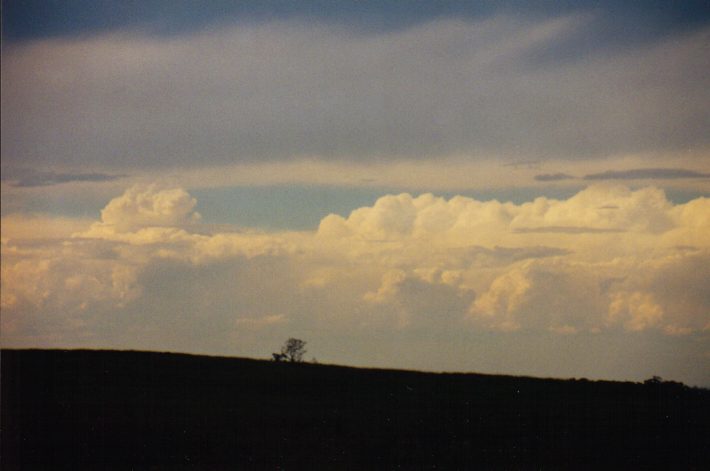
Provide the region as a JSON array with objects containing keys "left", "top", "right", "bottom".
[
  {"left": 318, "top": 186, "right": 709, "bottom": 334},
  {"left": 2, "top": 184, "right": 708, "bottom": 356},
  {"left": 81, "top": 184, "right": 201, "bottom": 237}
]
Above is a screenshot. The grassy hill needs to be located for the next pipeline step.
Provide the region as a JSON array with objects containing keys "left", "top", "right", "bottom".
[{"left": 2, "top": 349, "right": 708, "bottom": 469}]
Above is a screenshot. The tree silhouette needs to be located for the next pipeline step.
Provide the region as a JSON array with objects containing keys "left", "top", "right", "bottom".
[
  {"left": 277, "top": 338, "right": 307, "bottom": 363},
  {"left": 271, "top": 353, "right": 287, "bottom": 362}
]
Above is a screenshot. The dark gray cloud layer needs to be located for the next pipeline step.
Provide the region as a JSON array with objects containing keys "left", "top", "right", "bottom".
[
  {"left": 1, "top": 168, "right": 126, "bottom": 187},
  {"left": 534, "top": 173, "right": 575, "bottom": 182},
  {"left": 584, "top": 168, "right": 710, "bottom": 180},
  {"left": 534, "top": 168, "right": 710, "bottom": 183},
  {"left": 4, "top": 1, "right": 708, "bottom": 41},
  {"left": 2, "top": 14, "right": 709, "bottom": 172}
]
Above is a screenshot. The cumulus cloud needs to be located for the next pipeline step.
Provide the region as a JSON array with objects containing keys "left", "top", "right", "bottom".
[
  {"left": 608, "top": 291, "right": 664, "bottom": 332},
  {"left": 317, "top": 185, "right": 689, "bottom": 246},
  {"left": 80, "top": 184, "right": 201, "bottom": 236},
  {"left": 364, "top": 269, "right": 475, "bottom": 329},
  {"left": 469, "top": 259, "right": 611, "bottom": 332},
  {"left": 2, "top": 184, "right": 709, "bottom": 377}
]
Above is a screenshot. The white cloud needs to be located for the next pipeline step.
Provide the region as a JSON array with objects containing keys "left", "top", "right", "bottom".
[
  {"left": 608, "top": 291, "right": 664, "bottom": 332},
  {"left": 0, "top": 214, "right": 93, "bottom": 240},
  {"left": 364, "top": 268, "right": 475, "bottom": 329},
  {"left": 86, "top": 183, "right": 201, "bottom": 233},
  {"left": 469, "top": 259, "right": 609, "bottom": 332},
  {"left": 2, "top": 184, "right": 709, "bottom": 362}
]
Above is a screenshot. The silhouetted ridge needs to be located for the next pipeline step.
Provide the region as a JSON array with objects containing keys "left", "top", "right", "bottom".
[{"left": 2, "top": 349, "right": 708, "bottom": 470}]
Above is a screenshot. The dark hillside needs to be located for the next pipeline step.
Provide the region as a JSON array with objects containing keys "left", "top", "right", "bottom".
[{"left": 2, "top": 349, "right": 708, "bottom": 469}]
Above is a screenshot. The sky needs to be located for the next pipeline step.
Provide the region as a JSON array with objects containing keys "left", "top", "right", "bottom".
[{"left": 2, "top": 1, "right": 709, "bottom": 386}]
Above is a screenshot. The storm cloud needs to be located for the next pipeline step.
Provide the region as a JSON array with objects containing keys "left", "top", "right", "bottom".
[{"left": 2, "top": 15, "right": 709, "bottom": 173}]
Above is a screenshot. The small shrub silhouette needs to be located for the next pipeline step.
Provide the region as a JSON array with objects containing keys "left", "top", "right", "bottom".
[
  {"left": 272, "top": 353, "right": 287, "bottom": 362},
  {"left": 273, "top": 338, "right": 307, "bottom": 363}
]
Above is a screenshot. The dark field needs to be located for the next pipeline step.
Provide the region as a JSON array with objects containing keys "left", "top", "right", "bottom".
[{"left": 2, "top": 349, "right": 708, "bottom": 470}]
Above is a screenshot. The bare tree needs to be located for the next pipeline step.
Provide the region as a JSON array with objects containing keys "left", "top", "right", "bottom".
[{"left": 278, "top": 338, "right": 307, "bottom": 363}]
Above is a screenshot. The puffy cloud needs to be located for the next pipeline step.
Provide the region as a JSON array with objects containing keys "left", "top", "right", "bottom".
[
  {"left": 469, "top": 259, "right": 609, "bottom": 333},
  {"left": 318, "top": 185, "right": 694, "bottom": 252},
  {"left": 95, "top": 184, "right": 200, "bottom": 231},
  {"left": 0, "top": 238, "right": 143, "bottom": 343},
  {"left": 2, "top": 184, "right": 709, "bottom": 361},
  {"left": 512, "top": 185, "right": 677, "bottom": 234},
  {"left": 608, "top": 292, "right": 664, "bottom": 331},
  {"left": 76, "top": 184, "right": 203, "bottom": 243},
  {"left": 318, "top": 192, "right": 517, "bottom": 246},
  {"left": 364, "top": 268, "right": 475, "bottom": 329}
]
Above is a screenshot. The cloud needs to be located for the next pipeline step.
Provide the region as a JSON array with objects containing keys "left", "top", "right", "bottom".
[
  {"left": 584, "top": 168, "right": 710, "bottom": 180},
  {"left": 608, "top": 291, "right": 664, "bottom": 331},
  {"left": 80, "top": 184, "right": 201, "bottom": 236},
  {"left": 318, "top": 185, "right": 683, "bottom": 243},
  {"left": 469, "top": 259, "right": 609, "bottom": 332},
  {"left": 5, "top": 1, "right": 706, "bottom": 43},
  {"left": 534, "top": 173, "right": 575, "bottom": 182},
  {"left": 2, "top": 17, "right": 708, "bottom": 173},
  {"left": 364, "top": 269, "right": 475, "bottom": 329},
  {"left": 1, "top": 168, "right": 127, "bottom": 187},
  {"left": 534, "top": 167, "right": 710, "bottom": 184},
  {"left": 2, "top": 184, "right": 709, "bottom": 379},
  {"left": 512, "top": 226, "right": 623, "bottom": 234},
  {"left": 0, "top": 214, "right": 93, "bottom": 240}
]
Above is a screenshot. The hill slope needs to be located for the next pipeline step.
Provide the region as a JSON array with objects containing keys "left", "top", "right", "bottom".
[{"left": 2, "top": 349, "right": 708, "bottom": 469}]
